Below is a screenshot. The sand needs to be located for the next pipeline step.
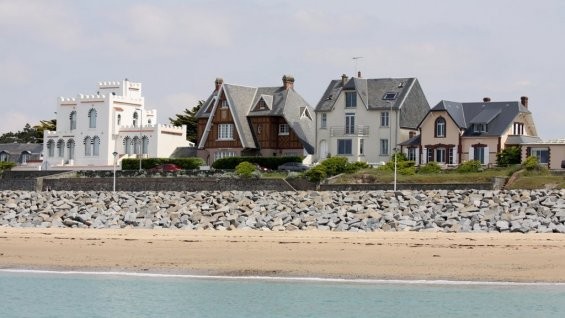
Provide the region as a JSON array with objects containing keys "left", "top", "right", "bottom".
[{"left": 1, "top": 228, "right": 565, "bottom": 282}]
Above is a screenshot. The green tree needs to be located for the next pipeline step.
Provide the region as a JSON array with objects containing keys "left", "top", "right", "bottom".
[
  {"left": 169, "top": 100, "right": 204, "bottom": 143},
  {"left": 496, "top": 146, "right": 521, "bottom": 167},
  {"left": 0, "top": 119, "right": 56, "bottom": 144}
]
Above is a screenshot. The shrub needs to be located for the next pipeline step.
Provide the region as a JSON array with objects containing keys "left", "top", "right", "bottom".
[
  {"left": 121, "top": 157, "right": 203, "bottom": 170},
  {"left": 344, "top": 161, "right": 370, "bottom": 173},
  {"left": 522, "top": 156, "right": 548, "bottom": 175},
  {"left": 379, "top": 153, "right": 414, "bottom": 172},
  {"left": 304, "top": 165, "right": 327, "bottom": 183},
  {"left": 496, "top": 146, "right": 521, "bottom": 167},
  {"left": 235, "top": 161, "right": 256, "bottom": 178},
  {"left": 0, "top": 161, "right": 16, "bottom": 171},
  {"left": 399, "top": 166, "right": 416, "bottom": 175},
  {"left": 212, "top": 156, "right": 302, "bottom": 170},
  {"left": 457, "top": 160, "right": 482, "bottom": 173},
  {"left": 418, "top": 161, "right": 442, "bottom": 174},
  {"left": 320, "top": 156, "right": 349, "bottom": 176}
]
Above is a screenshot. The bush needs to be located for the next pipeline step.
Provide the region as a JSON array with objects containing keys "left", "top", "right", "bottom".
[
  {"left": 496, "top": 146, "right": 521, "bottom": 167},
  {"left": 235, "top": 161, "right": 256, "bottom": 178},
  {"left": 0, "top": 161, "right": 16, "bottom": 171},
  {"left": 399, "top": 166, "right": 416, "bottom": 175},
  {"left": 320, "top": 156, "right": 349, "bottom": 176},
  {"left": 122, "top": 157, "right": 203, "bottom": 170},
  {"left": 344, "top": 161, "right": 370, "bottom": 173},
  {"left": 212, "top": 156, "right": 302, "bottom": 170},
  {"left": 304, "top": 165, "right": 327, "bottom": 183},
  {"left": 418, "top": 162, "right": 442, "bottom": 174},
  {"left": 379, "top": 153, "right": 414, "bottom": 172},
  {"left": 457, "top": 160, "right": 482, "bottom": 173},
  {"left": 522, "top": 156, "right": 548, "bottom": 174}
]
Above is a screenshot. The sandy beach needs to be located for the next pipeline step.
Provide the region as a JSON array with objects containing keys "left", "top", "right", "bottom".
[{"left": 1, "top": 228, "right": 565, "bottom": 283}]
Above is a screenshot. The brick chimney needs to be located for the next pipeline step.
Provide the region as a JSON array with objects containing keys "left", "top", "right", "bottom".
[
  {"left": 483, "top": 97, "right": 491, "bottom": 102},
  {"left": 214, "top": 78, "right": 223, "bottom": 91},
  {"left": 357, "top": 71, "right": 362, "bottom": 78},
  {"left": 341, "top": 74, "right": 348, "bottom": 85},
  {"left": 282, "top": 75, "right": 295, "bottom": 90},
  {"left": 520, "top": 96, "right": 529, "bottom": 108}
]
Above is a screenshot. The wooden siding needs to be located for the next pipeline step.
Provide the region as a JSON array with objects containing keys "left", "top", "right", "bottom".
[{"left": 249, "top": 117, "right": 303, "bottom": 150}]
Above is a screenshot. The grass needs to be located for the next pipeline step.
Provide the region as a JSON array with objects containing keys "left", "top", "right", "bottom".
[
  {"left": 330, "top": 166, "right": 517, "bottom": 184},
  {"left": 505, "top": 170, "right": 565, "bottom": 190}
]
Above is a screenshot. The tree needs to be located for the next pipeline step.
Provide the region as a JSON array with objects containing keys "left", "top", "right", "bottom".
[
  {"left": 169, "top": 101, "right": 204, "bottom": 143},
  {"left": 0, "top": 119, "right": 56, "bottom": 144},
  {"left": 496, "top": 146, "right": 521, "bottom": 167}
]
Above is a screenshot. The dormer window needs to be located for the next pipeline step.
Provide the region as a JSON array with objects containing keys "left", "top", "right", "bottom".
[
  {"left": 383, "top": 92, "right": 398, "bottom": 100},
  {"left": 345, "top": 92, "right": 357, "bottom": 107},
  {"left": 220, "top": 100, "right": 228, "bottom": 108},
  {"left": 513, "top": 122, "right": 524, "bottom": 135},
  {"left": 434, "top": 117, "right": 446, "bottom": 138},
  {"left": 474, "top": 123, "right": 487, "bottom": 133}
]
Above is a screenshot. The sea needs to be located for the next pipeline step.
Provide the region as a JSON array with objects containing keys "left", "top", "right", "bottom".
[{"left": 1, "top": 270, "right": 565, "bottom": 318}]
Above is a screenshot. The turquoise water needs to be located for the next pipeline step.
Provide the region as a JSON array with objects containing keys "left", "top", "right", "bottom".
[{"left": 1, "top": 271, "right": 565, "bottom": 318}]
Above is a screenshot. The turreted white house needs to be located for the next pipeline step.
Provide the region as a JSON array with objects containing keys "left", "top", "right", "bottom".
[{"left": 43, "top": 80, "right": 191, "bottom": 169}]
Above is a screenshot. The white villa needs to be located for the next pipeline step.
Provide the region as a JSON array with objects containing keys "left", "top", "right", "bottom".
[{"left": 43, "top": 79, "right": 191, "bottom": 169}]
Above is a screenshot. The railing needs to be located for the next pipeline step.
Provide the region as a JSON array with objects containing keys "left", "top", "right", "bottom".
[{"left": 329, "top": 125, "right": 369, "bottom": 137}]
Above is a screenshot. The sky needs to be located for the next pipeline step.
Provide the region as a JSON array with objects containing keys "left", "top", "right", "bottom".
[{"left": 0, "top": 0, "right": 563, "bottom": 139}]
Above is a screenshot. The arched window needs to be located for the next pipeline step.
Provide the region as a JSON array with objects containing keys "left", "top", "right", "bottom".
[
  {"left": 67, "top": 139, "right": 75, "bottom": 160},
  {"left": 435, "top": 117, "right": 446, "bottom": 138},
  {"left": 147, "top": 119, "right": 152, "bottom": 126},
  {"left": 70, "top": 111, "right": 77, "bottom": 131},
  {"left": 46, "top": 140, "right": 55, "bottom": 157},
  {"left": 133, "top": 136, "right": 140, "bottom": 155},
  {"left": 20, "top": 151, "right": 31, "bottom": 164},
  {"left": 117, "top": 114, "right": 122, "bottom": 126},
  {"left": 57, "top": 139, "right": 65, "bottom": 157},
  {"left": 84, "top": 136, "right": 92, "bottom": 156},
  {"left": 92, "top": 136, "right": 100, "bottom": 156},
  {"left": 142, "top": 136, "right": 149, "bottom": 155},
  {"left": 0, "top": 151, "right": 8, "bottom": 162},
  {"left": 123, "top": 137, "right": 132, "bottom": 155},
  {"left": 88, "top": 109, "right": 97, "bottom": 128},
  {"left": 133, "top": 112, "right": 138, "bottom": 127}
]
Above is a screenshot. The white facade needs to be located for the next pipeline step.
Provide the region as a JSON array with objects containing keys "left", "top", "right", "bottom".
[{"left": 43, "top": 80, "right": 191, "bottom": 169}]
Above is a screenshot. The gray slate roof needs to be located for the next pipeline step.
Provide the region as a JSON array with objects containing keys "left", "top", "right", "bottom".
[
  {"left": 429, "top": 100, "right": 531, "bottom": 136},
  {"left": 196, "top": 82, "right": 315, "bottom": 154},
  {"left": 315, "top": 77, "right": 430, "bottom": 129},
  {"left": 0, "top": 143, "right": 43, "bottom": 163}
]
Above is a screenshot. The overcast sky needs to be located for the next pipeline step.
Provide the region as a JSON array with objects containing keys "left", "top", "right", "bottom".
[{"left": 1, "top": 0, "right": 563, "bottom": 139}]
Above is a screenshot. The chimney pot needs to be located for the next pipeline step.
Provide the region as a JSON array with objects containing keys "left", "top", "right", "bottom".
[
  {"left": 483, "top": 97, "right": 491, "bottom": 102},
  {"left": 214, "top": 78, "right": 223, "bottom": 91},
  {"left": 520, "top": 96, "right": 529, "bottom": 108},
  {"left": 341, "top": 74, "right": 348, "bottom": 85},
  {"left": 357, "top": 71, "right": 362, "bottom": 78}
]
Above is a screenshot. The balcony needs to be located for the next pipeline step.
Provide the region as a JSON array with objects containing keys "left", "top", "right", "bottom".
[{"left": 330, "top": 125, "right": 369, "bottom": 137}]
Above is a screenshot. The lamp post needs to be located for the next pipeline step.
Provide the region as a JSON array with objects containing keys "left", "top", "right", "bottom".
[
  {"left": 393, "top": 148, "right": 398, "bottom": 192},
  {"left": 136, "top": 108, "right": 143, "bottom": 171},
  {"left": 112, "top": 151, "right": 118, "bottom": 192}
]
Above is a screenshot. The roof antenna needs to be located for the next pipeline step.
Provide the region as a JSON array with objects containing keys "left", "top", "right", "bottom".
[{"left": 352, "top": 57, "right": 364, "bottom": 77}]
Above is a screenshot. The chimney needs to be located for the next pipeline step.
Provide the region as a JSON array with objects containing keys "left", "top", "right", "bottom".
[
  {"left": 357, "top": 71, "right": 362, "bottom": 78},
  {"left": 214, "top": 78, "right": 223, "bottom": 91},
  {"left": 341, "top": 74, "right": 348, "bottom": 85},
  {"left": 282, "top": 75, "right": 295, "bottom": 90},
  {"left": 483, "top": 97, "right": 491, "bottom": 102},
  {"left": 520, "top": 96, "right": 528, "bottom": 108}
]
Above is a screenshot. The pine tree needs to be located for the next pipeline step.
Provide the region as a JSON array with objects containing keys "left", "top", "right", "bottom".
[{"left": 169, "top": 101, "right": 203, "bottom": 143}]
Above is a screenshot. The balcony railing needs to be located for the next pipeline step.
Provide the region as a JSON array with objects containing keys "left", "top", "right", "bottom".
[{"left": 330, "top": 125, "right": 369, "bottom": 137}]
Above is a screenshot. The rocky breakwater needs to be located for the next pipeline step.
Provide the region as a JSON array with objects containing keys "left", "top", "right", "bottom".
[{"left": 0, "top": 189, "right": 564, "bottom": 233}]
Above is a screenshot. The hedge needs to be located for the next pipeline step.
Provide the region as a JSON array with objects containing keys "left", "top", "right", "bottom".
[
  {"left": 121, "top": 157, "right": 203, "bottom": 170},
  {"left": 212, "top": 156, "right": 303, "bottom": 170}
]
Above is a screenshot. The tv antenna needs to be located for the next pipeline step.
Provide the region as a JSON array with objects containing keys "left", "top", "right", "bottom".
[{"left": 352, "top": 56, "right": 364, "bottom": 75}]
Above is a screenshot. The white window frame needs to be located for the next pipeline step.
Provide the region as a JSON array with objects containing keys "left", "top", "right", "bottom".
[
  {"left": 218, "top": 124, "right": 234, "bottom": 140},
  {"left": 345, "top": 92, "right": 357, "bottom": 108},
  {"left": 214, "top": 150, "right": 236, "bottom": 161},
  {"left": 279, "top": 124, "right": 289, "bottom": 136},
  {"left": 321, "top": 113, "right": 327, "bottom": 129},
  {"left": 381, "top": 111, "right": 389, "bottom": 127},
  {"left": 337, "top": 139, "right": 352, "bottom": 155},
  {"left": 380, "top": 139, "right": 389, "bottom": 155}
]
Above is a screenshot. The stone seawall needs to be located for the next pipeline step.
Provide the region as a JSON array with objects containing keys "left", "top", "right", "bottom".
[{"left": 0, "top": 189, "right": 563, "bottom": 233}]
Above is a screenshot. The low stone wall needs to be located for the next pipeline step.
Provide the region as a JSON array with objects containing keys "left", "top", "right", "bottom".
[
  {"left": 319, "top": 183, "right": 494, "bottom": 191},
  {"left": 0, "top": 179, "right": 36, "bottom": 191},
  {"left": 0, "top": 189, "right": 563, "bottom": 233}
]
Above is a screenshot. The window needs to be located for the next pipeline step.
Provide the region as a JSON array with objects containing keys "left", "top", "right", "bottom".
[
  {"left": 92, "top": 136, "right": 100, "bottom": 156},
  {"left": 218, "top": 124, "right": 234, "bottom": 140},
  {"left": 380, "top": 139, "right": 389, "bottom": 155},
  {"left": 133, "top": 112, "right": 138, "bottom": 127},
  {"left": 321, "top": 113, "right": 327, "bottom": 129},
  {"left": 279, "top": 124, "right": 289, "bottom": 135},
  {"left": 345, "top": 113, "right": 355, "bottom": 135},
  {"left": 47, "top": 140, "right": 55, "bottom": 157},
  {"left": 531, "top": 148, "right": 549, "bottom": 164},
  {"left": 448, "top": 148, "right": 454, "bottom": 164},
  {"left": 337, "top": 139, "right": 352, "bottom": 155},
  {"left": 133, "top": 137, "right": 140, "bottom": 155},
  {"left": 0, "top": 152, "right": 7, "bottom": 162},
  {"left": 435, "top": 148, "right": 446, "bottom": 163},
  {"left": 345, "top": 92, "right": 356, "bottom": 107},
  {"left": 117, "top": 114, "right": 121, "bottom": 125},
  {"left": 381, "top": 112, "right": 389, "bottom": 127},
  {"left": 474, "top": 147, "right": 486, "bottom": 164},
  {"left": 88, "top": 109, "right": 97, "bottom": 128},
  {"left": 142, "top": 136, "right": 149, "bottom": 155},
  {"left": 220, "top": 100, "right": 228, "bottom": 108},
  {"left": 57, "top": 139, "right": 65, "bottom": 157},
  {"left": 20, "top": 152, "right": 30, "bottom": 164},
  {"left": 407, "top": 148, "right": 416, "bottom": 161},
  {"left": 123, "top": 137, "right": 132, "bottom": 155},
  {"left": 70, "top": 111, "right": 77, "bottom": 131},
  {"left": 474, "top": 123, "right": 486, "bottom": 133},
  {"left": 148, "top": 119, "right": 152, "bottom": 125},
  {"left": 435, "top": 117, "right": 446, "bottom": 138},
  {"left": 214, "top": 151, "right": 236, "bottom": 161},
  {"left": 513, "top": 122, "right": 524, "bottom": 135},
  {"left": 359, "top": 139, "right": 365, "bottom": 155},
  {"left": 84, "top": 136, "right": 92, "bottom": 156},
  {"left": 383, "top": 92, "right": 397, "bottom": 100},
  {"left": 67, "top": 139, "right": 75, "bottom": 160}
]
